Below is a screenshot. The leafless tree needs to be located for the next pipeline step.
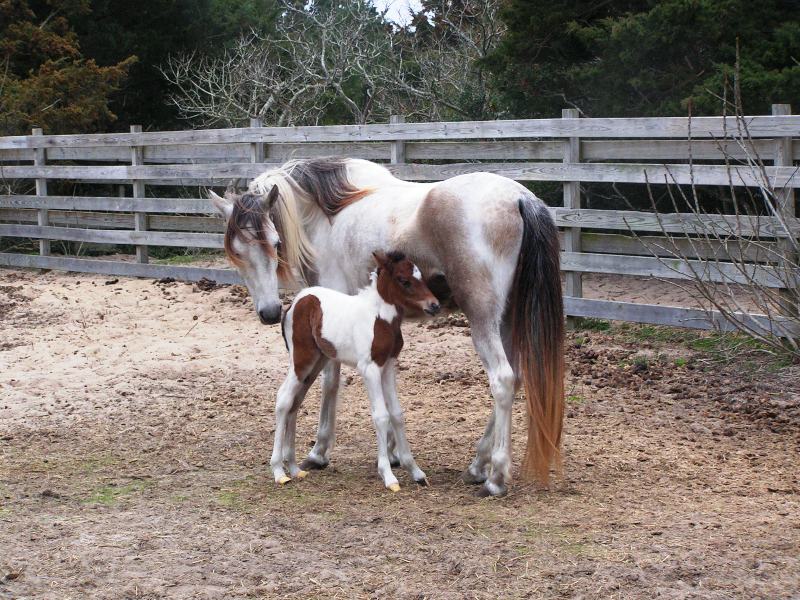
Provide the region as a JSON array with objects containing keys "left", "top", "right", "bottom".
[
  {"left": 161, "top": 0, "right": 506, "bottom": 126},
  {"left": 631, "top": 83, "right": 799, "bottom": 359}
]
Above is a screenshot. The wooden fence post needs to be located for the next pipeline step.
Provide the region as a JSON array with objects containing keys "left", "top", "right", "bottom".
[
  {"left": 772, "top": 103, "right": 798, "bottom": 315},
  {"left": 390, "top": 115, "right": 406, "bottom": 165},
  {"left": 250, "top": 117, "right": 265, "bottom": 164},
  {"left": 130, "top": 125, "right": 148, "bottom": 263},
  {"left": 562, "top": 108, "right": 582, "bottom": 323},
  {"left": 32, "top": 128, "right": 50, "bottom": 257}
]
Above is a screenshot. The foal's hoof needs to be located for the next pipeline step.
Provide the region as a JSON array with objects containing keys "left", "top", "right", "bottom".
[
  {"left": 462, "top": 469, "right": 488, "bottom": 485},
  {"left": 295, "top": 470, "right": 309, "bottom": 480},
  {"left": 388, "top": 483, "right": 401, "bottom": 493},
  {"left": 414, "top": 477, "right": 430, "bottom": 487},
  {"left": 277, "top": 476, "right": 292, "bottom": 485},
  {"left": 299, "top": 458, "right": 328, "bottom": 471},
  {"left": 476, "top": 482, "right": 508, "bottom": 498}
]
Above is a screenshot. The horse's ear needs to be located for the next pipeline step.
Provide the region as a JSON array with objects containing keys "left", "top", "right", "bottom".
[
  {"left": 209, "top": 190, "right": 233, "bottom": 220},
  {"left": 265, "top": 185, "right": 280, "bottom": 209}
]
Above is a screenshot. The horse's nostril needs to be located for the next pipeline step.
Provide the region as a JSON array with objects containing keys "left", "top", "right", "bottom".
[
  {"left": 258, "top": 306, "right": 282, "bottom": 325},
  {"left": 425, "top": 302, "right": 441, "bottom": 315}
]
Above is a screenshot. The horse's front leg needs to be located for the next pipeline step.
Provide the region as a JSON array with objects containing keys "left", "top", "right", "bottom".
[{"left": 300, "top": 360, "right": 341, "bottom": 470}]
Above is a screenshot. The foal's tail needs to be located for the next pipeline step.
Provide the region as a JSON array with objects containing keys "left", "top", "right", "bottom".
[{"left": 510, "top": 196, "right": 565, "bottom": 485}]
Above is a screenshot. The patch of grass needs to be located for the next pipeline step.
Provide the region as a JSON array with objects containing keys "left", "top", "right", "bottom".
[
  {"left": 84, "top": 480, "right": 149, "bottom": 505},
  {"left": 216, "top": 475, "right": 258, "bottom": 511},
  {"left": 566, "top": 394, "right": 584, "bottom": 404},
  {"left": 573, "top": 317, "right": 611, "bottom": 332},
  {"left": 674, "top": 357, "right": 688, "bottom": 367},
  {"left": 623, "top": 324, "right": 693, "bottom": 345}
]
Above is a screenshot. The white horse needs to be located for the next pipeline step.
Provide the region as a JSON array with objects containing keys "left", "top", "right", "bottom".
[
  {"left": 273, "top": 251, "right": 439, "bottom": 491},
  {"left": 210, "top": 157, "right": 564, "bottom": 497}
]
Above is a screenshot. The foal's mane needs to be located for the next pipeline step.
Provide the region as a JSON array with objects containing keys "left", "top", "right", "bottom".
[{"left": 247, "top": 157, "right": 372, "bottom": 284}]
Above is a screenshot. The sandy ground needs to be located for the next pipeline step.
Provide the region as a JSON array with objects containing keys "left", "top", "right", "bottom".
[{"left": 0, "top": 267, "right": 798, "bottom": 599}]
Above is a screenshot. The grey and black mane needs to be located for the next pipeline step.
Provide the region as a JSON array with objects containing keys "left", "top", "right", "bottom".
[{"left": 286, "top": 157, "right": 370, "bottom": 217}]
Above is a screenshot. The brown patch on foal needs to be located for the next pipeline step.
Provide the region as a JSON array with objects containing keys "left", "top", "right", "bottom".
[
  {"left": 291, "top": 295, "right": 336, "bottom": 379},
  {"left": 371, "top": 317, "right": 403, "bottom": 366}
]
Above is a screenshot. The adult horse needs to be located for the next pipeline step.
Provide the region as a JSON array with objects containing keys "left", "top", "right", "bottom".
[{"left": 209, "top": 157, "right": 564, "bottom": 497}]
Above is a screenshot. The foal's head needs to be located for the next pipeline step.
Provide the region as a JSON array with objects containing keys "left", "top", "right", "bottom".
[
  {"left": 210, "top": 186, "right": 284, "bottom": 324},
  {"left": 373, "top": 251, "right": 440, "bottom": 316}
]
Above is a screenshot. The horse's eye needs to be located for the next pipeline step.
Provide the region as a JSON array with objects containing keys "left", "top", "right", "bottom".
[{"left": 274, "top": 241, "right": 282, "bottom": 252}]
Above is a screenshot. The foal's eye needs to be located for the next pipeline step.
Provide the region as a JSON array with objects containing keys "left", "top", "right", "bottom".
[{"left": 399, "top": 279, "right": 411, "bottom": 289}]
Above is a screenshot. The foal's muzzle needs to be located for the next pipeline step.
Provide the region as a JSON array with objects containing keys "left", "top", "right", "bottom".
[
  {"left": 257, "top": 305, "right": 282, "bottom": 325},
  {"left": 424, "top": 302, "right": 441, "bottom": 316}
]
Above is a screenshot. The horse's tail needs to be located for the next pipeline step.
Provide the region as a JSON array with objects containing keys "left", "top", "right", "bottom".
[{"left": 510, "top": 196, "right": 564, "bottom": 485}]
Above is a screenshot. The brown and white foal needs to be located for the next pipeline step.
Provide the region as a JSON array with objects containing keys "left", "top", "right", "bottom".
[{"left": 272, "top": 251, "right": 440, "bottom": 491}]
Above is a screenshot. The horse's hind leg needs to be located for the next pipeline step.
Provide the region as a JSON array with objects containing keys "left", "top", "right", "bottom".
[
  {"left": 463, "top": 319, "right": 520, "bottom": 484},
  {"left": 463, "top": 410, "right": 495, "bottom": 485},
  {"left": 468, "top": 320, "right": 516, "bottom": 497},
  {"left": 301, "top": 360, "right": 341, "bottom": 471}
]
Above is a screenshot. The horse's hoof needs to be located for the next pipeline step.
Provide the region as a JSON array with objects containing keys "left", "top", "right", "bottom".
[
  {"left": 476, "top": 482, "right": 507, "bottom": 498},
  {"left": 277, "top": 476, "right": 292, "bottom": 485},
  {"left": 300, "top": 458, "right": 328, "bottom": 471},
  {"left": 295, "top": 470, "right": 309, "bottom": 480},
  {"left": 388, "top": 483, "right": 401, "bottom": 493},
  {"left": 415, "top": 477, "right": 430, "bottom": 487},
  {"left": 462, "top": 469, "right": 487, "bottom": 485}
]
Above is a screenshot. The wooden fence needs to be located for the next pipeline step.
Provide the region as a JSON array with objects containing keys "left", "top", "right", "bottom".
[{"left": 1, "top": 107, "right": 798, "bottom": 334}]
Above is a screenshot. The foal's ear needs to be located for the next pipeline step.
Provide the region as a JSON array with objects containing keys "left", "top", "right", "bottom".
[
  {"left": 265, "top": 185, "right": 280, "bottom": 209},
  {"left": 209, "top": 190, "right": 233, "bottom": 220},
  {"left": 372, "top": 250, "right": 389, "bottom": 269}
]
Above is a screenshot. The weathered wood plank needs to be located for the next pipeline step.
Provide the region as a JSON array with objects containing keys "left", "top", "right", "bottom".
[
  {"left": 0, "top": 252, "right": 241, "bottom": 284},
  {"left": 3, "top": 161, "right": 799, "bottom": 188},
  {"left": 405, "top": 141, "right": 563, "bottom": 160},
  {"left": 582, "top": 139, "right": 776, "bottom": 161},
  {"left": 0, "top": 209, "right": 223, "bottom": 232},
  {"left": 1, "top": 115, "right": 798, "bottom": 150},
  {"left": 0, "top": 195, "right": 214, "bottom": 213},
  {"left": 561, "top": 252, "right": 792, "bottom": 287},
  {"left": 0, "top": 224, "right": 223, "bottom": 248},
  {"left": 579, "top": 232, "right": 780, "bottom": 263},
  {"left": 564, "top": 296, "right": 799, "bottom": 336},
  {"left": 551, "top": 208, "right": 800, "bottom": 238}
]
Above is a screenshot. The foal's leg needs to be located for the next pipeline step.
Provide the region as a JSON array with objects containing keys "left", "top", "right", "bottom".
[
  {"left": 301, "top": 360, "right": 341, "bottom": 470},
  {"left": 285, "top": 358, "right": 329, "bottom": 479},
  {"left": 382, "top": 360, "right": 427, "bottom": 485},
  {"left": 271, "top": 371, "right": 305, "bottom": 484},
  {"left": 361, "top": 362, "right": 400, "bottom": 491}
]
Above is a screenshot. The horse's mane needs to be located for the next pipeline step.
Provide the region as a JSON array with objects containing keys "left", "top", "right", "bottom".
[{"left": 247, "top": 157, "right": 372, "bottom": 284}]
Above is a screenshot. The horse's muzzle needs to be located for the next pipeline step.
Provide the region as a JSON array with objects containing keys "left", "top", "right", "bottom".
[{"left": 257, "top": 305, "right": 282, "bottom": 325}]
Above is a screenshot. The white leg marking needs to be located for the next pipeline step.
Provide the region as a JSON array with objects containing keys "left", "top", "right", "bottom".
[
  {"left": 382, "top": 361, "right": 427, "bottom": 483},
  {"left": 361, "top": 362, "right": 399, "bottom": 491},
  {"left": 306, "top": 361, "right": 340, "bottom": 466}
]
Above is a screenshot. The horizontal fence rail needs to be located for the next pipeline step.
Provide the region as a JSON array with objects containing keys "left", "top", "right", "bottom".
[{"left": 1, "top": 109, "right": 798, "bottom": 335}]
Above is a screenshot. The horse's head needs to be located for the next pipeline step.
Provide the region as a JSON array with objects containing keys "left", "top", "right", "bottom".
[
  {"left": 210, "top": 186, "right": 284, "bottom": 325},
  {"left": 373, "top": 251, "right": 440, "bottom": 316}
]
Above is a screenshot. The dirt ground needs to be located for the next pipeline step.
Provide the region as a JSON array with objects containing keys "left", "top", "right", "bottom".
[{"left": 1, "top": 267, "right": 798, "bottom": 599}]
